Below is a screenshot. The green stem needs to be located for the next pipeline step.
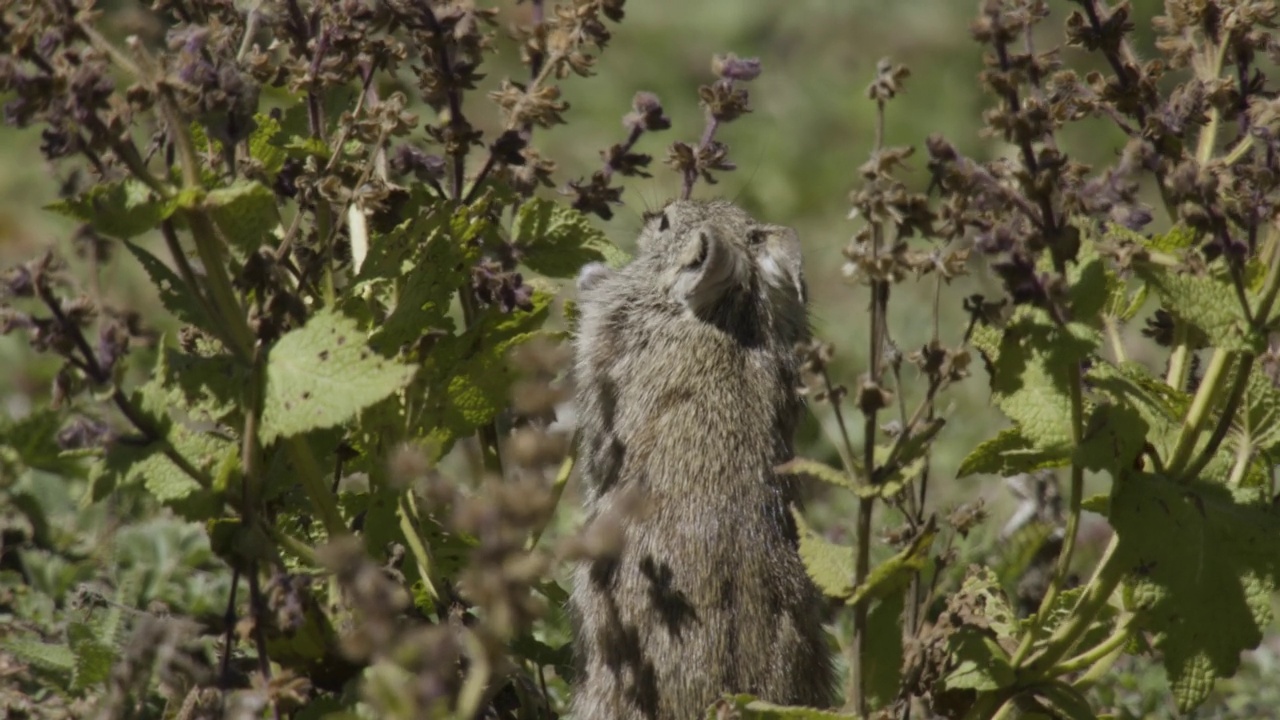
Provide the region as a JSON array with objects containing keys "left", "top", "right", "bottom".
[
  {"left": 1055, "top": 614, "right": 1136, "bottom": 676},
  {"left": 287, "top": 437, "right": 348, "bottom": 539},
  {"left": 1227, "top": 436, "right": 1254, "bottom": 488},
  {"left": 266, "top": 523, "right": 320, "bottom": 565},
  {"left": 1030, "top": 534, "right": 1124, "bottom": 671},
  {"left": 1166, "top": 350, "right": 1236, "bottom": 475},
  {"left": 1193, "top": 37, "right": 1231, "bottom": 166},
  {"left": 398, "top": 493, "right": 439, "bottom": 601},
  {"left": 1105, "top": 317, "right": 1128, "bottom": 364},
  {"left": 1164, "top": 325, "right": 1190, "bottom": 390},
  {"left": 1071, "top": 630, "right": 1132, "bottom": 691}
]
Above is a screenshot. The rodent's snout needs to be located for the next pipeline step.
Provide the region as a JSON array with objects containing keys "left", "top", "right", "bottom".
[{"left": 671, "top": 222, "right": 747, "bottom": 316}]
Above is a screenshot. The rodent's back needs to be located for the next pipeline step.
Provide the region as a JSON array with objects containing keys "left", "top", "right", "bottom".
[{"left": 569, "top": 200, "right": 834, "bottom": 720}]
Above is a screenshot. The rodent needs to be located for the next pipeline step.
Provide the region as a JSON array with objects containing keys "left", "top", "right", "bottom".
[{"left": 568, "top": 199, "right": 835, "bottom": 720}]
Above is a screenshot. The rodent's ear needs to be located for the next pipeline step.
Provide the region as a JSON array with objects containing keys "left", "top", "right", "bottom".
[
  {"left": 672, "top": 226, "right": 745, "bottom": 314},
  {"left": 757, "top": 225, "right": 807, "bottom": 306},
  {"left": 576, "top": 262, "right": 613, "bottom": 294}
]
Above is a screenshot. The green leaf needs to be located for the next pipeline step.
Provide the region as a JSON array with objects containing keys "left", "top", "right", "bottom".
[
  {"left": 512, "top": 198, "right": 629, "bottom": 277},
  {"left": 0, "top": 409, "right": 80, "bottom": 476},
  {"left": 370, "top": 226, "right": 472, "bottom": 355},
  {"left": 775, "top": 457, "right": 857, "bottom": 492},
  {"left": 417, "top": 294, "right": 551, "bottom": 449},
  {"left": 1133, "top": 262, "right": 1260, "bottom": 353},
  {"left": 865, "top": 591, "right": 905, "bottom": 711},
  {"left": 1144, "top": 223, "right": 1198, "bottom": 253},
  {"left": 1111, "top": 473, "right": 1280, "bottom": 713},
  {"left": 1088, "top": 360, "right": 1186, "bottom": 462},
  {"left": 847, "top": 520, "right": 937, "bottom": 608},
  {"left": 1067, "top": 252, "right": 1111, "bottom": 322},
  {"left": 942, "top": 626, "right": 1015, "bottom": 691},
  {"left": 982, "top": 312, "right": 1097, "bottom": 455},
  {"left": 45, "top": 180, "right": 180, "bottom": 240},
  {"left": 1073, "top": 402, "right": 1146, "bottom": 473},
  {"left": 248, "top": 111, "right": 288, "bottom": 174},
  {"left": 1242, "top": 362, "right": 1280, "bottom": 455},
  {"left": 792, "top": 508, "right": 854, "bottom": 600},
  {"left": 156, "top": 343, "right": 245, "bottom": 423},
  {"left": 124, "top": 240, "right": 212, "bottom": 330},
  {"left": 202, "top": 180, "right": 279, "bottom": 255},
  {"left": 68, "top": 622, "right": 114, "bottom": 689},
  {"left": 4, "top": 638, "right": 75, "bottom": 674},
  {"left": 956, "top": 426, "right": 1068, "bottom": 478},
  {"left": 261, "top": 309, "right": 417, "bottom": 443},
  {"left": 708, "top": 695, "right": 855, "bottom": 719}
]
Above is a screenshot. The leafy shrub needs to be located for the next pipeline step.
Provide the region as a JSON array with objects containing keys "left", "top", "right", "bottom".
[{"left": 1, "top": 0, "right": 1280, "bottom": 719}]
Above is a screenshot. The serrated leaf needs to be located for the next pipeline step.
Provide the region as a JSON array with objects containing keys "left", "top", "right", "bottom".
[
  {"left": 1068, "top": 253, "right": 1110, "bottom": 322},
  {"left": 261, "top": 309, "right": 417, "bottom": 443},
  {"left": 1133, "top": 262, "right": 1260, "bottom": 353},
  {"left": 847, "top": 519, "right": 937, "bottom": 608},
  {"left": 1144, "top": 224, "right": 1198, "bottom": 253},
  {"left": 1242, "top": 362, "right": 1280, "bottom": 454},
  {"left": 1088, "top": 360, "right": 1186, "bottom": 461},
  {"left": 865, "top": 591, "right": 905, "bottom": 711},
  {"left": 956, "top": 566, "right": 1019, "bottom": 637},
  {"left": 792, "top": 508, "right": 854, "bottom": 600},
  {"left": 202, "top": 180, "right": 279, "bottom": 255},
  {"left": 124, "top": 241, "right": 213, "bottom": 330},
  {"left": 956, "top": 426, "right": 1069, "bottom": 478},
  {"left": 4, "top": 638, "right": 76, "bottom": 673},
  {"left": 512, "top": 198, "right": 629, "bottom": 277},
  {"left": 248, "top": 111, "right": 287, "bottom": 174},
  {"left": 45, "top": 180, "right": 179, "bottom": 240},
  {"left": 0, "top": 409, "right": 80, "bottom": 476},
  {"left": 1073, "top": 402, "right": 1146, "bottom": 473},
  {"left": 776, "top": 457, "right": 856, "bottom": 491},
  {"left": 982, "top": 313, "right": 1098, "bottom": 455},
  {"left": 370, "top": 226, "right": 473, "bottom": 354},
  {"left": 709, "top": 694, "right": 855, "bottom": 719},
  {"left": 417, "top": 294, "right": 550, "bottom": 449},
  {"left": 942, "top": 627, "right": 1015, "bottom": 691},
  {"left": 157, "top": 343, "right": 244, "bottom": 422},
  {"left": 68, "top": 622, "right": 114, "bottom": 689},
  {"left": 1111, "top": 472, "right": 1280, "bottom": 713}
]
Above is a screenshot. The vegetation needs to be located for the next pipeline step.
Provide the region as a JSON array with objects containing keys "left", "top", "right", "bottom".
[{"left": 2, "top": 0, "right": 1280, "bottom": 719}]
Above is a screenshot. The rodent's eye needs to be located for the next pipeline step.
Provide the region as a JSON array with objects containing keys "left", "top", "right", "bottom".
[
  {"left": 748, "top": 229, "right": 766, "bottom": 246},
  {"left": 641, "top": 209, "right": 672, "bottom": 232}
]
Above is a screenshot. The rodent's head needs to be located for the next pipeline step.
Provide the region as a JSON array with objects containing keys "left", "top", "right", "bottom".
[{"left": 578, "top": 200, "right": 807, "bottom": 342}]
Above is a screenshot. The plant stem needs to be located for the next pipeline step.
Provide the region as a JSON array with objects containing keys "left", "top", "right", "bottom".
[
  {"left": 398, "top": 493, "right": 439, "bottom": 601},
  {"left": 849, "top": 95, "right": 890, "bottom": 720},
  {"left": 1034, "top": 363, "right": 1086, "bottom": 618},
  {"left": 1055, "top": 614, "right": 1136, "bottom": 676},
  {"left": 1030, "top": 534, "right": 1124, "bottom": 671},
  {"left": 1166, "top": 350, "right": 1236, "bottom": 475},
  {"left": 287, "top": 437, "right": 348, "bottom": 539}
]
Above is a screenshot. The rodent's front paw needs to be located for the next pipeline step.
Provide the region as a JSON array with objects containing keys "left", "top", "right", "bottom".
[{"left": 576, "top": 261, "right": 613, "bottom": 293}]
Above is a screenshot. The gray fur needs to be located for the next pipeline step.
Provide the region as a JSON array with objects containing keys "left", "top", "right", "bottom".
[{"left": 569, "top": 199, "right": 835, "bottom": 720}]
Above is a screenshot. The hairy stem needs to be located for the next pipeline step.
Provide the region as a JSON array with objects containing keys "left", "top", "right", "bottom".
[
  {"left": 1034, "top": 363, "right": 1087, "bottom": 620},
  {"left": 1030, "top": 534, "right": 1124, "bottom": 671}
]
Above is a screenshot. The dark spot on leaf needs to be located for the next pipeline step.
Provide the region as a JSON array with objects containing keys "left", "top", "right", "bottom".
[
  {"left": 337, "top": 335, "right": 347, "bottom": 345},
  {"left": 302, "top": 391, "right": 312, "bottom": 400},
  {"left": 319, "top": 350, "right": 329, "bottom": 361}
]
